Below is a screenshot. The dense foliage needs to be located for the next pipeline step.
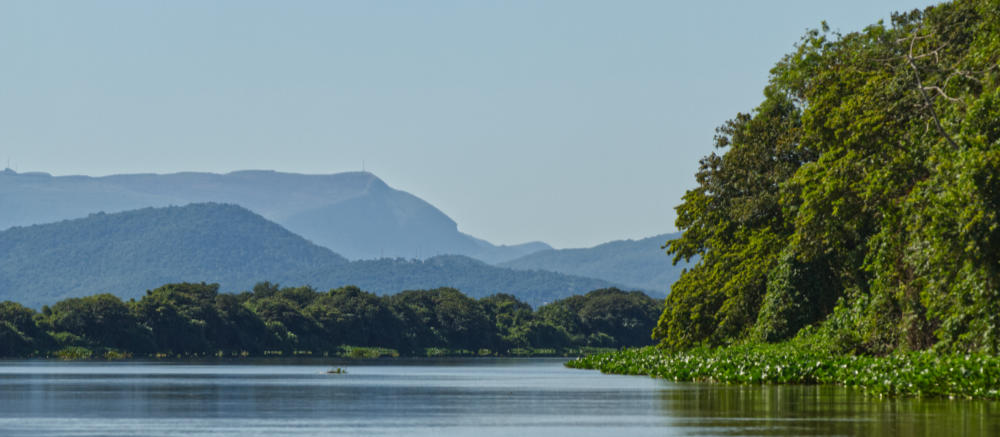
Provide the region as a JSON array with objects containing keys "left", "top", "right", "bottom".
[
  {"left": 0, "top": 203, "right": 617, "bottom": 308},
  {"left": 657, "top": 0, "right": 1000, "bottom": 355},
  {"left": 0, "top": 283, "right": 661, "bottom": 358}
]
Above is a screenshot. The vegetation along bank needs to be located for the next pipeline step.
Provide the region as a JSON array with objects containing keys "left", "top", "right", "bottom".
[
  {"left": 571, "top": 0, "right": 1000, "bottom": 400},
  {"left": 0, "top": 282, "right": 661, "bottom": 359},
  {"left": 567, "top": 340, "right": 1000, "bottom": 400}
]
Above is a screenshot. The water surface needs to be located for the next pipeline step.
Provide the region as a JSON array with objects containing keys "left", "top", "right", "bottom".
[{"left": 0, "top": 358, "right": 996, "bottom": 436}]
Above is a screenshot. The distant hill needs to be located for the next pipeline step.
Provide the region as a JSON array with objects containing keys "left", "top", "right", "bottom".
[
  {"left": 0, "top": 169, "right": 549, "bottom": 263},
  {"left": 0, "top": 203, "right": 614, "bottom": 308},
  {"left": 301, "top": 255, "right": 618, "bottom": 306},
  {"left": 0, "top": 203, "right": 348, "bottom": 307},
  {"left": 500, "top": 233, "right": 690, "bottom": 295}
]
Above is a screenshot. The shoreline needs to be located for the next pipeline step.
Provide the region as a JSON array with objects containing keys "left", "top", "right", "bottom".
[
  {"left": 565, "top": 344, "right": 1000, "bottom": 400},
  {"left": 3, "top": 345, "right": 615, "bottom": 362}
]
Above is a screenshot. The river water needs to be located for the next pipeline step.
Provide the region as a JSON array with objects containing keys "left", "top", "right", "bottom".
[{"left": 0, "top": 358, "right": 996, "bottom": 436}]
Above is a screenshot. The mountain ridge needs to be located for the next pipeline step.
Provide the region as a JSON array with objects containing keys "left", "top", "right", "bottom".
[
  {"left": 500, "top": 233, "right": 688, "bottom": 295},
  {"left": 0, "top": 203, "right": 616, "bottom": 308},
  {"left": 0, "top": 169, "right": 550, "bottom": 263}
]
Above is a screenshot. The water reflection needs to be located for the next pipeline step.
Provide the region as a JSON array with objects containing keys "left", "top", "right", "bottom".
[
  {"left": 658, "top": 382, "right": 1000, "bottom": 436},
  {"left": 0, "top": 360, "right": 996, "bottom": 436}
]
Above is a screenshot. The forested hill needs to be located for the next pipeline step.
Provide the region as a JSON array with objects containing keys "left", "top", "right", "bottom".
[
  {"left": 0, "top": 203, "right": 619, "bottom": 308},
  {"left": 0, "top": 203, "right": 347, "bottom": 307},
  {"left": 302, "top": 255, "right": 619, "bottom": 306},
  {"left": 656, "top": 0, "right": 1000, "bottom": 355},
  {"left": 0, "top": 169, "right": 550, "bottom": 263},
  {"left": 500, "top": 233, "right": 686, "bottom": 295}
]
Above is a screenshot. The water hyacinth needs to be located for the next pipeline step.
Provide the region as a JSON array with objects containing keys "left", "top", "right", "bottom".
[{"left": 566, "top": 344, "right": 1000, "bottom": 400}]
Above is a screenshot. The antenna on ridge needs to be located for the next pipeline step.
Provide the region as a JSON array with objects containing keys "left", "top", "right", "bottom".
[{"left": 362, "top": 160, "right": 365, "bottom": 173}]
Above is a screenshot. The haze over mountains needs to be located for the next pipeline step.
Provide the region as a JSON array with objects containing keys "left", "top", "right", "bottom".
[
  {"left": 500, "top": 234, "right": 687, "bottom": 294},
  {"left": 0, "top": 168, "right": 685, "bottom": 305},
  {"left": 0, "top": 168, "right": 548, "bottom": 263},
  {"left": 0, "top": 203, "right": 618, "bottom": 308}
]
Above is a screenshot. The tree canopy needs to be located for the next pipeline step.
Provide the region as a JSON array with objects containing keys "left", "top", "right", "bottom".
[
  {"left": 0, "top": 283, "right": 662, "bottom": 358},
  {"left": 656, "top": 0, "right": 1000, "bottom": 355}
]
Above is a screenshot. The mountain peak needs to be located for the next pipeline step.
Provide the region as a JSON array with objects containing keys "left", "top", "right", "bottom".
[{"left": 0, "top": 169, "right": 548, "bottom": 263}]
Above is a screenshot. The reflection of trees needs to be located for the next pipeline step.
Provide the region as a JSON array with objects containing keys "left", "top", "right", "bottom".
[{"left": 657, "top": 383, "right": 1000, "bottom": 436}]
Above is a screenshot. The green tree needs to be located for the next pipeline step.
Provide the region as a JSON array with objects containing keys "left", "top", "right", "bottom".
[
  {"left": 387, "top": 288, "right": 497, "bottom": 352},
  {"left": 655, "top": 0, "right": 1000, "bottom": 354},
  {"left": 480, "top": 293, "right": 534, "bottom": 349},
  {"left": 47, "top": 294, "right": 153, "bottom": 352},
  {"left": 655, "top": 87, "right": 808, "bottom": 348},
  {"left": 133, "top": 282, "right": 222, "bottom": 354},
  {"left": 246, "top": 294, "right": 324, "bottom": 352},
  {"left": 213, "top": 293, "right": 271, "bottom": 354},
  {"left": 0, "top": 301, "right": 51, "bottom": 356},
  {"left": 577, "top": 288, "right": 661, "bottom": 347},
  {"left": 305, "top": 286, "right": 402, "bottom": 348}
]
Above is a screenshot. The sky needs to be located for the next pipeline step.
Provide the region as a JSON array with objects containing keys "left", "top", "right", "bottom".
[{"left": 0, "top": 0, "right": 938, "bottom": 249}]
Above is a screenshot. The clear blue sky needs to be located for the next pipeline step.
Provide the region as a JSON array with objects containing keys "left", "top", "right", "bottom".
[{"left": 0, "top": 0, "right": 937, "bottom": 248}]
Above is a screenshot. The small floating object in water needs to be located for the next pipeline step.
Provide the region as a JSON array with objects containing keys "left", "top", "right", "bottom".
[{"left": 326, "top": 367, "right": 347, "bottom": 374}]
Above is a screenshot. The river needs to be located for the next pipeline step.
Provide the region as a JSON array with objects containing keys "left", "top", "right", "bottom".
[{"left": 0, "top": 358, "right": 996, "bottom": 436}]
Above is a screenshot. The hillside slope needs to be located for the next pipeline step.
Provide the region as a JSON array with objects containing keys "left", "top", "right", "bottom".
[
  {"left": 0, "top": 203, "right": 613, "bottom": 308},
  {"left": 0, "top": 203, "right": 347, "bottom": 307},
  {"left": 500, "top": 233, "right": 688, "bottom": 295}
]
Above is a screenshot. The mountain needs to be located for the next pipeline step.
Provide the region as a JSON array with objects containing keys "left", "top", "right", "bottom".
[
  {"left": 0, "top": 203, "right": 614, "bottom": 308},
  {"left": 0, "top": 168, "right": 549, "bottom": 263},
  {"left": 500, "top": 233, "right": 690, "bottom": 295},
  {"left": 0, "top": 203, "right": 348, "bottom": 307}
]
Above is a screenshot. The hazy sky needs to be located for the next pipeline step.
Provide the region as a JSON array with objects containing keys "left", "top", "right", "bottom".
[{"left": 1, "top": 1, "right": 936, "bottom": 249}]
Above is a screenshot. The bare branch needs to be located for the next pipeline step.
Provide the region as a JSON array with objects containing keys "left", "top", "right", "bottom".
[
  {"left": 906, "top": 27, "right": 960, "bottom": 150},
  {"left": 895, "top": 34, "right": 931, "bottom": 44},
  {"left": 922, "top": 86, "right": 963, "bottom": 103},
  {"left": 951, "top": 62, "right": 999, "bottom": 82}
]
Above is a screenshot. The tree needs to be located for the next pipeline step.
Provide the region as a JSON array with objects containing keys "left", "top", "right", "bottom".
[
  {"left": 577, "top": 288, "right": 661, "bottom": 347},
  {"left": 655, "top": 0, "right": 1000, "bottom": 354},
  {"left": 305, "top": 286, "right": 402, "bottom": 348},
  {"left": 133, "top": 282, "right": 222, "bottom": 354},
  {"left": 47, "top": 294, "right": 153, "bottom": 351},
  {"left": 480, "top": 293, "right": 534, "bottom": 349},
  {"left": 655, "top": 87, "right": 808, "bottom": 348},
  {"left": 0, "top": 301, "right": 50, "bottom": 356},
  {"left": 387, "top": 288, "right": 497, "bottom": 351},
  {"left": 214, "top": 293, "right": 271, "bottom": 354}
]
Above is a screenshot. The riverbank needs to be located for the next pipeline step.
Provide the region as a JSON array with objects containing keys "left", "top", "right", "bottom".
[
  {"left": 43, "top": 345, "right": 616, "bottom": 361},
  {"left": 566, "top": 343, "right": 1000, "bottom": 400}
]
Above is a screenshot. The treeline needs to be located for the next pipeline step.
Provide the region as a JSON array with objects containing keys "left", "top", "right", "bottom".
[
  {"left": 0, "top": 283, "right": 661, "bottom": 358},
  {"left": 657, "top": 0, "right": 1000, "bottom": 354}
]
